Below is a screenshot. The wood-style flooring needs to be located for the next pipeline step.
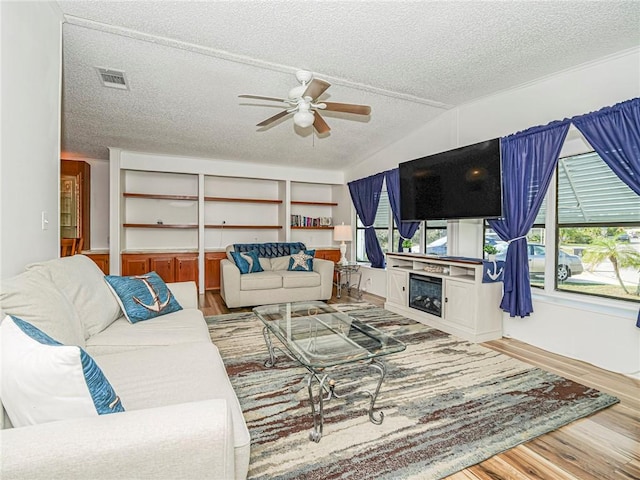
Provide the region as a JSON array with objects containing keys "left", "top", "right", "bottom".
[{"left": 199, "top": 289, "right": 640, "bottom": 480}]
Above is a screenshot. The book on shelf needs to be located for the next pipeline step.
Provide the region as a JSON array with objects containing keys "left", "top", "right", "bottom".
[{"left": 290, "top": 215, "right": 332, "bottom": 227}]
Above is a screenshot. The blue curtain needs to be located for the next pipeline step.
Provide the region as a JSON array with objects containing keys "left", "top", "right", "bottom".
[
  {"left": 348, "top": 173, "right": 386, "bottom": 268},
  {"left": 488, "top": 120, "right": 570, "bottom": 317},
  {"left": 385, "top": 168, "right": 420, "bottom": 252},
  {"left": 572, "top": 97, "right": 640, "bottom": 326},
  {"left": 572, "top": 98, "right": 640, "bottom": 196}
]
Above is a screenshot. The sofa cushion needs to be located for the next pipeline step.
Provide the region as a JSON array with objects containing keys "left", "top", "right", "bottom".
[
  {"left": 258, "top": 257, "right": 272, "bottom": 271},
  {"left": 0, "top": 268, "right": 85, "bottom": 347},
  {"left": 86, "top": 309, "right": 211, "bottom": 355},
  {"left": 269, "top": 255, "right": 293, "bottom": 271},
  {"left": 240, "top": 271, "right": 282, "bottom": 291},
  {"left": 104, "top": 272, "right": 183, "bottom": 324},
  {"left": 288, "top": 250, "right": 315, "bottom": 271},
  {"left": 280, "top": 270, "right": 322, "bottom": 288},
  {"left": 26, "top": 255, "right": 122, "bottom": 339},
  {"left": 94, "top": 341, "right": 250, "bottom": 455},
  {"left": 0, "top": 315, "right": 124, "bottom": 428},
  {"left": 230, "top": 250, "right": 263, "bottom": 274}
]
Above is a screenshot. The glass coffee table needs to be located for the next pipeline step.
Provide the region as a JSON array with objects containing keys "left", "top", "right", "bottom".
[{"left": 253, "top": 301, "right": 406, "bottom": 442}]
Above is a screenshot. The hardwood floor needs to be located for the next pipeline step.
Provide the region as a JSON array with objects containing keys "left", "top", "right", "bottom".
[{"left": 199, "top": 289, "right": 640, "bottom": 480}]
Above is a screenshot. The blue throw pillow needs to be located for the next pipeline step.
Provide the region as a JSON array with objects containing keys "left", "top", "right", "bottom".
[
  {"left": 288, "top": 250, "right": 315, "bottom": 271},
  {"left": 104, "top": 271, "right": 182, "bottom": 324},
  {"left": 0, "top": 315, "right": 124, "bottom": 427},
  {"left": 230, "top": 250, "right": 264, "bottom": 274}
]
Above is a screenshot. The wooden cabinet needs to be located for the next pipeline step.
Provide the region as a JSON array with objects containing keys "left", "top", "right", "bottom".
[
  {"left": 315, "top": 249, "right": 341, "bottom": 263},
  {"left": 121, "top": 253, "right": 199, "bottom": 288},
  {"left": 315, "top": 249, "right": 341, "bottom": 281},
  {"left": 149, "top": 255, "right": 176, "bottom": 282},
  {"left": 204, "top": 252, "right": 227, "bottom": 291},
  {"left": 61, "top": 160, "right": 91, "bottom": 249},
  {"left": 176, "top": 255, "right": 198, "bottom": 283},
  {"left": 85, "top": 253, "right": 109, "bottom": 274},
  {"left": 384, "top": 253, "right": 503, "bottom": 343},
  {"left": 444, "top": 279, "right": 476, "bottom": 330},
  {"left": 386, "top": 268, "right": 408, "bottom": 306},
  {"left": 122, "top": 255, "right": 149, "bottom": 276}
]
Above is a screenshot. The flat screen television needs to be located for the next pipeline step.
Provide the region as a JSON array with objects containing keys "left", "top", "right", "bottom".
[{"left": 399, "top": 138, "right": 502, "bottom": 221}]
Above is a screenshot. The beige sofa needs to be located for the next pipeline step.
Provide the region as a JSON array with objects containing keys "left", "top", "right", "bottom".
[
  {"left": 220, "top": 242, "right": 334, "bottom": 308},
  {"left": 0, "top": 255, "right": 250, "bottom": 480}
]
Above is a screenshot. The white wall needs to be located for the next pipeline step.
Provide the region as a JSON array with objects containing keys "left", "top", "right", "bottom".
[
  {"left": 87, "top": 159, "right": 110, "bottom": 250},
  {"left": 348, "top": 48, "right": 640, "bottom": 181},
  {"left": 346, "top": 47, "right": 640, "bottom": 375},
  {"left": 1, "top": 2, "right": 63, "bottom": 278}
]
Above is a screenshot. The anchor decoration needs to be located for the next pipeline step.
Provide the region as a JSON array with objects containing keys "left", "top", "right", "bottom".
[
  {"left": 482, "top": 259, "right": 505, "bottom": 283},
  {"left": 131, "top": 275, "right": 173, "bottom": 313}
]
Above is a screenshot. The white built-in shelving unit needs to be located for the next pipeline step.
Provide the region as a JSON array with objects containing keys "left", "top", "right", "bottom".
[
  {"left": 109, "top": 149, "right": 345, "bottom": 291},
  {"left": 122, "top": 171, "right": 199, "bottom": 251}
]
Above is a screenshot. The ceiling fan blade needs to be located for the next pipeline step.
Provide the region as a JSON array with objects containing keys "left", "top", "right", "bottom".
[
  {"left": 256, "top": 110, "right": 291, "bottom": 127},
  {"left": 303, "top": 79, "right": 331, "bottom": 101},
  {"left": 239, "top": 94, "right": 287, "bottom": 103},
  {"left": 322, "top": 102, "right": 371, "bottom": 115},
  {"left": 313, "top": 112, "right": 331, "bottom": 134}
]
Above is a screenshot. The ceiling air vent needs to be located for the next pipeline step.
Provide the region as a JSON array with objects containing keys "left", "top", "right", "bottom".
[{"left": 96, "top": 67, "right": 128, "bottom": 90}]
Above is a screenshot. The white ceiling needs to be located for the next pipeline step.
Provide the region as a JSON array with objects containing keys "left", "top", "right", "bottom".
[{"left": 58, "top": 1, "right": 640, "bottom": 171}]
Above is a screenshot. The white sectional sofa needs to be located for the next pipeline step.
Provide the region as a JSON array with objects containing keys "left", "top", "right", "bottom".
[
  {"left": 0, "top": 255, "right": 250, "bottom": 480},
  {"left": 220, "top": 242, "right": 334, "bottom": 308}
]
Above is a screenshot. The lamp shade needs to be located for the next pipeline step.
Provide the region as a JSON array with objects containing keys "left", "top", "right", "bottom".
[
  {"left": 333, "top": 224, "right": 352, "bottom": 242},
  {"left": 293, "top": 110, "right": 314, "bottom": 128}
]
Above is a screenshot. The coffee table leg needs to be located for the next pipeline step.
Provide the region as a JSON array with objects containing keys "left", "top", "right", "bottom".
[
  {"left": 307, "top": 371, "right": 329, "bottom": 443},
  {"left": 262, "top": 326, "right": 277, "bottom": 368},
  {"left": 366, "top": 359, "right": 386, "bottom": 425}
]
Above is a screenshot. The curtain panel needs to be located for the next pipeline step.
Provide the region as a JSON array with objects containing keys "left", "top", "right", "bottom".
[
  {"left": 348, "top": 172, "right": 386, "bottom": 268},
  {"left": 385, "top": 169, "right": 420, "bottom": 252},
  {"left": 572, "top": 97, "right": 640, "bottom": 196},
  {"left": 488, "top": 120, "right": 571, "bottom": 318}
]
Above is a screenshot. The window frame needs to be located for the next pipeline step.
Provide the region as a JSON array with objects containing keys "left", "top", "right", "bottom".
[{"left": 546, "top": 153, "right": 639, "bottom": 306}]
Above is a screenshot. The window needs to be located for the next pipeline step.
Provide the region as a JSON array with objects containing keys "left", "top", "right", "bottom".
[
  {"left": 424, "top": 221, "right": 447, "bottom": 255},
  {"left": 356, "top": 188, "right": 435, "bottom": 262},
  {"left": 555, "top": 152, "right": 640, "bottom": 302},
  {"left": 355, "top": 190, "right": 391, "bottom": 262},
  {"left": 392, "top": 225, "right": 421, "bottom": 253}
]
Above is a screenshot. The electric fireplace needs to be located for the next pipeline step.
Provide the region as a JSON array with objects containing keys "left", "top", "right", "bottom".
[{"left": 409, "top": 274, "right": 443, "bottom": 317}]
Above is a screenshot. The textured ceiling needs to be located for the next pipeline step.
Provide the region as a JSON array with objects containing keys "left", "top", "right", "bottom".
[{"left": 58, "top": 1, "right": 640, "bottom": 170}]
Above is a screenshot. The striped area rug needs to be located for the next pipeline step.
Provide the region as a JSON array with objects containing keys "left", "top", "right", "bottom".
[{"left": 206, "top": 304, "right": 618, "bottom": 480}]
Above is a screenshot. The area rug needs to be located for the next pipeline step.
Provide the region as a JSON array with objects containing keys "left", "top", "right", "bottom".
[{"left": 206, "top": 304, "right": 618, "bottom": 480}]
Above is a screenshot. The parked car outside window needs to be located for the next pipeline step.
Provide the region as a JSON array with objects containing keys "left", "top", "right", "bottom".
[
  {"left": 496, "top": 243, "right": 584, "bottom": 281},
  {"left": 426, "top": 235, "right": 508, "bottom": 256}
]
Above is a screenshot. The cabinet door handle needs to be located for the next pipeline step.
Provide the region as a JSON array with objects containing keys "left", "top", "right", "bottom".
[
  {"left": 445, "top": 297, "right": 448, "bottom": 303},
  {"left": 402, "top": 286, "right": 405, "bottom": 291}
]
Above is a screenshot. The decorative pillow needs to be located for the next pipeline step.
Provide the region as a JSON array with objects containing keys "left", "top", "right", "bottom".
[
  {"left": 104, "top": 272, "right": 182, "bottom": 324},
  {"left": 0, "top": 315, "right": 124, "bottom": 427},
  {"left": 230, "top": 250, "right": 264, "bottom": 274},
  {"left": 288, "top": 250, "right": 315, "bottom": 271}
]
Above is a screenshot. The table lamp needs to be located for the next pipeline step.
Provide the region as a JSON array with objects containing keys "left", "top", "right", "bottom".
[{"left": 333, "top": 223, "right": 352, "bottom": 265}]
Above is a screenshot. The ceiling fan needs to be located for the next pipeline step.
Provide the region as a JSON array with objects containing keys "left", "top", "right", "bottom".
[{"left": 239, "top": 70, "right": 371, "bottom": 134}]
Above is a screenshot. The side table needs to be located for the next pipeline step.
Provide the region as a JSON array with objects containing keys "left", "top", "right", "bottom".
[{"left": 334, "top": 263, "right": 362, "bottom": 299}]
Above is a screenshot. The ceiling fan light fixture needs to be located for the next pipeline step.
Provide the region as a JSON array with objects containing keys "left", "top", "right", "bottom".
[{"left": 293, "top": 110, "right": 315, "bottom": 128}]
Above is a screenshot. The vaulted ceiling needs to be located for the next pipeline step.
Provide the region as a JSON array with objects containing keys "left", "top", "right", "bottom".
[{"left": 58, "top": 1, "right": 640, "bottom": 170}]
